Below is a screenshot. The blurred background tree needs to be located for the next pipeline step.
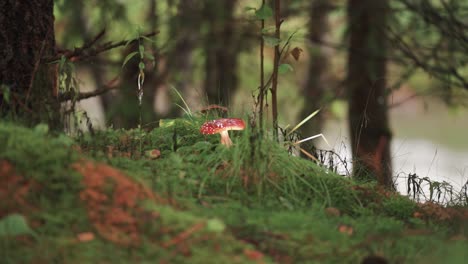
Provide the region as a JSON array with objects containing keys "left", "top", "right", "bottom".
[
  {"left": 299, "top": 0, "right": 334, "bottom": 144},
  {"left": 346, "top": 0, "right": 393, "bottom": 188}
]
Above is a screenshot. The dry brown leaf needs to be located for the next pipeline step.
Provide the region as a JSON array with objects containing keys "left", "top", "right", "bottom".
[
  {"left": 244, "top": 248, "right": 264, "bottom": 261},
  {"left": 290, "top": 47, "right": 303, "bottom": 61},
  {"left": 338, "top": 224, "right": 354, "bottom": 235},
  {"left": 146, "top": 149, "right": 161, "bottom": 159},
  {"left": 413, "top": 211, "right": 423, "bottom": 218},
  {"left": 77, "top": 232, "right": 95, "bottom": 242},
  {"left": 106, "top": 145, "right": 114, "bottom": 158},
  {"left": 325, "top": 207, "right": 341, "bottom": 217}
]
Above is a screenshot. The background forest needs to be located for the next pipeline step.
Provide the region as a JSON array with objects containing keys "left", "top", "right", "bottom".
[
  {"left": 1, "top": 0, "right": 468, "bottom": 263},
  {"left": 49, "top": 0, "right": 468, "bottom": 192}
]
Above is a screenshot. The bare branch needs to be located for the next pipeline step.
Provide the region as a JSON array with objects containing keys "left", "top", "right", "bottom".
[
  {"left": 58, "top": 78, "right": 120, "bottom": 102},
  {"left": 48, "top": 31, "right": 159, "bottom": 63}
]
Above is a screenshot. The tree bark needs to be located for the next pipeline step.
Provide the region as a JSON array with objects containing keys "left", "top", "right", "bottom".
[
  {"left": 300, "top": 0, "right": 332, "bottom": 138},
  {"left": 346, "top": 0, "right": 393, "bottom": 188},
  {"left": 0, "top": 0, "right": 60, "bottom": 129}
]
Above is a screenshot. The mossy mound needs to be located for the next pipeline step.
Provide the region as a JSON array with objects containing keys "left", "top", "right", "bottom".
[
  {"left": 1, "top": 121, "right": 467, "bottom": 263},
  {"left": 0, "top": 122, "right": 268, "bottom": 263}
]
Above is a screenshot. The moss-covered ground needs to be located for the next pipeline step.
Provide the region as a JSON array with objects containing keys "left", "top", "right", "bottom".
[{"left": 1, "top": 119, "right": 467, "bottom": 263}]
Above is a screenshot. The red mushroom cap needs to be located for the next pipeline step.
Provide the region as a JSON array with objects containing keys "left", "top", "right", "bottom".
[{"left": 200, "top": 118, "right": 246, "bottom": 135}]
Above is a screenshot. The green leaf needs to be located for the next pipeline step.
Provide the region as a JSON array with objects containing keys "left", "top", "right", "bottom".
[
  {"left": 124, "top": 38, "right": 133, "bottom": 49},
  {"left": 122, "top": 51, "right": 139, "bottom": 68},
  {"left": 159, "top": 119, "right": 175, "bottom": 128},
  {"left": 261, "top": 26, "right": 275, "bottom": 33},
  {"left": 278, "top": 64, "right": 293, "bottom": 74},
  {"left": 139, "top": 62, "right": 146, "bottom": 71},
  {"left": 139, "top": 44, "right": 145, "bottom": 57},
  {"left": 140, "top": 35, "right": 156, "bottom": 43},
  {"left": 263, "top": 36, "right": 281, "bottom": 46},
  {"left": 144, "top": 51, "right": 155, "bottom": 61},
  {"left": 0, "top": 214, "right": 34, "bottom": 237},
  {"left": 206, "top": 218, "right": 225, "bottom": 233},
  {"left": 255, "top": 4, "right": 273, "bottom": 20},
  {"left": 244, "top": 6, "right": 256, "bottom": 12}
]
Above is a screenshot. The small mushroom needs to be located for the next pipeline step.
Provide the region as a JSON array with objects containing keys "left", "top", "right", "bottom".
[
  {"left": 200, "top": 104, "right": 228, "bottom": 117},
  {"left": 200, "top": 118, "right": 246, "bottom": 147}
]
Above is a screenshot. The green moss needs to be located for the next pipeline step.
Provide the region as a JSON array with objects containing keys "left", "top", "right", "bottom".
[
  {"left": 380, "top": 195, "right": 417, "bottom": 220},
  {"left": 0, "top": 121, "right": 467, "bottom": 263}
]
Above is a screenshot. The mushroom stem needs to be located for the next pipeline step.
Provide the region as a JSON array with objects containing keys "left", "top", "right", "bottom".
[{"left": 219, "top": 130, "right": 233, "bottom": 147}]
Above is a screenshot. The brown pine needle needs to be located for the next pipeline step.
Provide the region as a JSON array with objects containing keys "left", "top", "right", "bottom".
[
  {"left": 299, "top": 147, "right": 319, "bottom": 162},
  {"left": 162, "top": 221, "right": 206, "bottom": 248}
]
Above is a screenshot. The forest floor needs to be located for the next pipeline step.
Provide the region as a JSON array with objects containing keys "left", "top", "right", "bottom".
[{"left": 1, "top": 119, "right": 467, "bottom": 264}]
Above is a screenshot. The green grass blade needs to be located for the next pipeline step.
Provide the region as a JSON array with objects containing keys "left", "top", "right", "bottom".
[
  {"left": 171, "top": 85, "right": 192, "bottom": 117},
  {"left": 287, "top": 109, "right": 320, "bottom": 136}
]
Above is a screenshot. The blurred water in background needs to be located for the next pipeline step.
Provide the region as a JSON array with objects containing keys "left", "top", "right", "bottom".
[
  {"left": 321, "top": 97, "right": 468, "bottom": 199},
  {"left": 323, "top": 123, "right": 468, "bottom": 192}
]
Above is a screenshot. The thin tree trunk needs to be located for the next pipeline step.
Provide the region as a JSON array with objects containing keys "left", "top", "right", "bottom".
[
  {"left": 203, "top": 0, "right": 239, "bottom": 107},
  {"left": 163, "top": 0, "right": 200, "bottom": 117},
  {"left": 0, "top": 0, "right": 60, "bottom": 129},
  {"left": 299, "top": 0, "right": 332, "bottom": 138},
  {"left": 258, "top": 0, "right": 266, "bottom": 130},
  {"left": 145, "top": 0, "right": 159, "bottom": 116},
  {"left": 347, "top": 0, "right": 393, "bottom": 188},
  {"left": 271, "top": 0, "right": 281, "bottom": 141}
]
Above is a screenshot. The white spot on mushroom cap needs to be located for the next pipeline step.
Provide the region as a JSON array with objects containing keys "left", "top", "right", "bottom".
[{"left": 200, "top": 118, "right": 246, "bottom": 135}]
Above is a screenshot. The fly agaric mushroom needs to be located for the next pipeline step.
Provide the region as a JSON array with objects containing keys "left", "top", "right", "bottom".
[{"left": 200, "top": 118, "right": 246, "bottom": 147}]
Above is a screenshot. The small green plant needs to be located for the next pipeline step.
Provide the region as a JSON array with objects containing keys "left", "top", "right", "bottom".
[
  {"left": 248, "top": 1, "right": 301, "bottom": 139},
  {"left": 406, "top": 172, "right": 467, "bottom": 205},
  {"left": 122, "top": 27, "right": 157, "bottom": 128}
]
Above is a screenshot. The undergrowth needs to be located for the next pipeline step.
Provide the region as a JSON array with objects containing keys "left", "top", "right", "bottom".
[{"left": 1, "top": 121, "right": 467, "bottom": 263}]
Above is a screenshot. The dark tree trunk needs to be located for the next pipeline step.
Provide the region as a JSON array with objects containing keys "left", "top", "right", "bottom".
[
  {"left": 0, "top": 0, "right": 60, "bottom": 129},
  {"left": 300, "top": 0, "right": 332, "bottom": 138},
  {"left": 347, "top": 0, "right": 393, "bottom": 188},
  {"left": 162, "top": 0, "right": 201, "bottom": 117},
  {"left": 203, "top": 0, "right": 239, "bottom": 107}
]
